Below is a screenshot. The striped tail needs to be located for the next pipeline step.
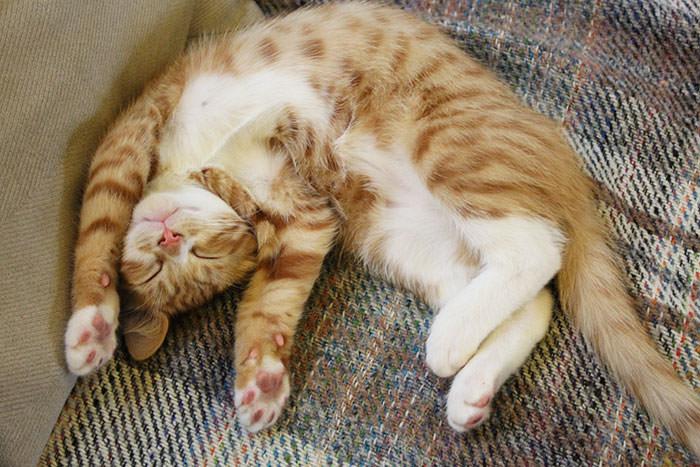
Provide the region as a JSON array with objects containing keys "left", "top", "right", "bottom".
[{"left": 558, "top": 209, "right": 700, "bottom": 456}]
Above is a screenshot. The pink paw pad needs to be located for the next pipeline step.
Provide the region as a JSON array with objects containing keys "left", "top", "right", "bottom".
[
  {"left": 91, "top": 314, "right": 111, "bottom": 339},
  {"left": 252, "top": 409, "right": 264, "bottom": 424},
  {"left": 274, "top": 334, "right": 285, "bottom": 347},
  {"left": 256, "top": 371, "right": 282, "bottom": 393},
  {"left": 77, "top": 330, "right": 91, "bottom": 346},
  {"left": 466, "top": 414, "right": 484, "bottom": 427},
  {"left": 65, "top": 306, "right": 117, "bottom": 376},
  {"left": 474, "top": 394, "right": 492, "bottom": 408}
]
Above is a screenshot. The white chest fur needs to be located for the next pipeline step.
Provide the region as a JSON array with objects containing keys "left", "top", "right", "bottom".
[
  {"left": 160, "top": 70, "right": 330, "bottom": 168},
  {"left": 338, "top": 133, "right": 478, "bottom": 307},
  {"left": 159, "top": 71, "right": 330, "bottom": 203}
]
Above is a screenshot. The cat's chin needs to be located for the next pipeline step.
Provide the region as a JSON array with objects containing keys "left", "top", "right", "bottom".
[{"left": 132, "top": 185, "right": 236, "bottom": 224}]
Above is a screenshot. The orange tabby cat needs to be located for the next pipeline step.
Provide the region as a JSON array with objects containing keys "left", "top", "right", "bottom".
[{"left": 64, "top": 2, "right": 699, "bottom": 453}]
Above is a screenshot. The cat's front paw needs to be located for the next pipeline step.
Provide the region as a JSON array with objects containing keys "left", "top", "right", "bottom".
[
  {"left": 65, "top": 305, "right": 117, "bottom": 375},
  {"left": 446, "top": 355, "right": 496, "bottom": 432},
  {"left": 188, "top": 164, "right": 225, "bottom": 186},
  {"left": 234, "top": 354, "right": 290, "bottom": 433},
  {"left": 425, "top": 309, "right": 480, "bottom": 377}
]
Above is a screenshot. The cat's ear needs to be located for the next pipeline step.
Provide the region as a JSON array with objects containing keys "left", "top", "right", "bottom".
[{"left": 122, "top": 310, "right": 170, "bottom": 361}]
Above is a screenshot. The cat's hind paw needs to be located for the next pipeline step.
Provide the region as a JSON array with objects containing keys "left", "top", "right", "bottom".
[
  {"left": 446, "top": 389, "right": 492, "bottom": 432},
  {"left": 65, "top": 305, "right": 117, "bottom": 376},
  {"left": 426, "top": 308, "right": 480, "bottom": 377},
  {"left": 234, "top": 354, "right": 290, "bottom": 433},
  {"left": 445, "top": 356, "right": 496, "bottom": 432}
]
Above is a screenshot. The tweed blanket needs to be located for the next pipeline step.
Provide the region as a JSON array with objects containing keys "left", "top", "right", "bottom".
[{"left": 42, "top": 0, "right": 700, "bottom": 464}]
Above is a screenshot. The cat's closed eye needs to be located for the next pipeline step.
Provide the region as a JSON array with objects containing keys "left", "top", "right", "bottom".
[
  {"left": 139, "top": 262, "right": 163, "bottom": 285},
  {"left": 191, "top": 248, "right": 223, "bottom": 260},
  {"left": 121, "top": 257, "right": 164, "bottom": 286}
]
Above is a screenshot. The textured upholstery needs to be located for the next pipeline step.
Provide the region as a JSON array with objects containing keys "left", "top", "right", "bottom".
[{"left": 39, "top": 0, "right": 698, "bottom": 464}]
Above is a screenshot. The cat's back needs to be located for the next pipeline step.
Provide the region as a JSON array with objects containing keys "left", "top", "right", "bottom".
[
  {"left": 164, "top": 1, "right": 510, "bottom": 149},
  {"left": 181, "top": 2, "right": 490, "bottom": 95},
  {"left": 156, "top": 2, "right": 577, "bottom": 213},
  {"left": 155, "top": 3, "right": 465, "bottom": 172}
]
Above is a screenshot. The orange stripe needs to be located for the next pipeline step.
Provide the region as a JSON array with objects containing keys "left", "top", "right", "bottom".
[
  {"left": 147, "top": 148, "right": 159, "bottom": 181},
  {"left": 126, "top": 171, "right": 145, "bottom": 197},
  {"left": 410, "top": 57, "right": 444, "bottom": 87},
  {"left": 390, "top": 33, "right": 410, "bottom": 72},
  {"left": 258, "top": 37, "right": 279, "bottom": 63},
  {"left": 88, "top": 158, "right": 124, "bottom": 180},
  {"left": 260, "top": 249, "right": 323, "bottom": 281},
  {"left": 78, "top": 216, "right": 120, "bottom": 241},
  {"left": 301, "top": 38, "right": 325, "bottom": 60},
  {"left": 412, "top": 123, "right": 451, "bottom": 162},
  {"left": 419, "top": 88, "right": 482, "bottom": 120},
  {"left": 84, "top": 180, "right": 140, "bottom": 204}
]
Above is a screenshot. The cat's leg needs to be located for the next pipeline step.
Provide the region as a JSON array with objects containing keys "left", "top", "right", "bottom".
[
  {"left": 189, "top": 166, "right": 259, "bottom": 219},
  {"left": 233, "top": 204, "right": 337, "bottom": 432},
  {"left": 426, "top": 216, "right": 564, "bottom": 377},
  {"left": 446, "top": 288, "right": 553, "bottom": 431},
  {"left": 194, "top": 165, "right": 338, "bottom": 432},
  {"left": 65, "top": 82, "right": 180, "bottom": 375}
]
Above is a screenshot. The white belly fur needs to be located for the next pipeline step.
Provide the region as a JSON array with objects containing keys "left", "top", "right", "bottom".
[
  {"left": 158, "top": 71, "right": 330, "bottom": 200},
  {"left": 339, "top": 133, "right": 478, "bottom": 307}
]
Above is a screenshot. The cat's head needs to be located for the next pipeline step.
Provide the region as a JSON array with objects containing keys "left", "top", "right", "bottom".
[{"left": 120, "top": 184, "right": 257, "bottom": 360}]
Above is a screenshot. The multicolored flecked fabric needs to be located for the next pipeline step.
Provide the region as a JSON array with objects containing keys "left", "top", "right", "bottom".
[{"left": 42, "top": 0, "right": 700, "bottom": 464}]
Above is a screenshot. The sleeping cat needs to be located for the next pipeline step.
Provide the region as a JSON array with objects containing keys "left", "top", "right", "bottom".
[{"left": 63, "top": 2, "right": 700, "bottom": 453}]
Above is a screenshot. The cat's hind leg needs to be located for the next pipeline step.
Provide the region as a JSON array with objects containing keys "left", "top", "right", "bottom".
[
  {"left": 426, "top": 216, "right": 564, "bottom": 377},
  {"left": 446, "top": 288, "right": 553, "bottom": 431}
]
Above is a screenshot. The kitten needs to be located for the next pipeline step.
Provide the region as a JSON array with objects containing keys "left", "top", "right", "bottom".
[{"left": 63, "top": 2, "right": 700, "bottom": 453}]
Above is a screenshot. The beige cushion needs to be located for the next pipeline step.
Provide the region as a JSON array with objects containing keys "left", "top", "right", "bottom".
[{"left": 0, "top": 1, "right": 262, "bottom": 465}]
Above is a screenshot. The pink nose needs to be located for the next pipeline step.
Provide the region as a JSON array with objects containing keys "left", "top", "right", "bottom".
[{"left": 160, "top": 225, "right": 181, "bottom": 247}]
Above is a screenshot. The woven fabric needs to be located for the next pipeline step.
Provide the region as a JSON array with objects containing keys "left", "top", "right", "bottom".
[{"left": 42, "top": 0, "right": 699, "bottom": 465}]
